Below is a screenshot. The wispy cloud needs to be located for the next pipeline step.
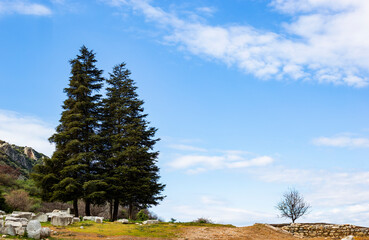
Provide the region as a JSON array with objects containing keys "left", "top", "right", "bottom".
[
  {"left": 0, "top": 110, "right": 55, "bottom": 156},
  {"left": 249, "top": 166, "right": 369, "bottom": 225},
  {"left": 313, "top": 136, "right": 369, "bottom": 148},
  {"left": 169, "top": 150, "right": 274, "bottom": 174},
  {"left": 0, "top": 0, "right": 52, "bottom": 16},
  {"left": 106, "top": 0, "right": 369, "bottom": 87},
  {"left": 255, "top": 166, "right": 369, "bottom": 207},
  {"left": 196, "top": 7, "right": 217, "bottom": 16}
]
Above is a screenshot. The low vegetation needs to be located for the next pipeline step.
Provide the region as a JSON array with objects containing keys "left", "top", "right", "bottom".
[{"left": 40, "top": 220, "right": 234, "bottom": 239}]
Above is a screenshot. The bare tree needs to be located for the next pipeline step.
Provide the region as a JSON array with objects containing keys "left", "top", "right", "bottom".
[{"left": 276, "top": 188, "right": 311, "bottom": 223}]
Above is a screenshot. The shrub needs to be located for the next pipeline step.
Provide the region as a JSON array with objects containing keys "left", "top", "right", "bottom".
[
  {"left": 193, "top": 217, "right": 213, "bottom": 224},
  {"left": 5, "top": 189, "right": 33, "bottom": 211},
  {"left": 136, "top": 210, "right": 149, "bottom": 221},
  {"left": 0, "top": 190, "right": 11, "bottom": 212},
  {"left": 0, "top": 174, "right": 16, "bottom": 187}
]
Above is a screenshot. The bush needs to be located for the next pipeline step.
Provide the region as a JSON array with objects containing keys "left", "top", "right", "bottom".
[
  {"left": 0, "top": 190, "right": 11, "bottom": 212},
  {"left": 193, "top": 217, "right": 213, "bottom": 224},
  {"left": 136, "top": 210, "right": 149, "bottom": 221},
  {"left": 0, "top": 174, "right": 16, "bottom": 188},
  {"left": 5, "top": 189, "right": 33, "bottom": 211}
]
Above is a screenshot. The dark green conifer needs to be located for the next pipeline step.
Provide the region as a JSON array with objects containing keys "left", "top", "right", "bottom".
[
  {"left": 101, "top": 63, "right": 165, "bottom": 221},
  {"left": 40, "top": 46, "right": 104, "bottom": 216}
]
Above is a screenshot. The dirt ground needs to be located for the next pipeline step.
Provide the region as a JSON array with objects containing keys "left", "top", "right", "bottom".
[{"left": 48, "top": 224, "right": 369, "bottom": 240}]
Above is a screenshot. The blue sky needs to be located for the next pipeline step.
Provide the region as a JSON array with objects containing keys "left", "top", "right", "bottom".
[{"left": 2, "top": 0, "right": 369, "bottom": 226}]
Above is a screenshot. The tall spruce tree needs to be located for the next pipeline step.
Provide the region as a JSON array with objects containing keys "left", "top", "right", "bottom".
[
  {"left": 46, "top": 46, "right": 104, "bottom": 216},
  {"left": 101, "top": 63, "right": 165, "bottom": 221}
]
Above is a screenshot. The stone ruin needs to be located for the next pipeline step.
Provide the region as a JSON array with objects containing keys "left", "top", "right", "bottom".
[
  {"left": 0, "top": 210, "right": 51, "bottom": 239},
  {"left": 0, "top": 208, "right": 159, "bottom": 239},
  {"left": 271, "top": 223, "right": 369, "bottom": 239}
]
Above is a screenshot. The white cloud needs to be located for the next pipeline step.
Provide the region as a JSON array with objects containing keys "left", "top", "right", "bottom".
[
  {"left": 200, "top": 195, "right": 226, "bottom": 206},
  {"left": 250, "top": 166, "right": 369, "bottom": 225},
  {"left": 313, "top": 136, "right": 369, "bottom": 148},
  {"left": 196, "top": 7, "right": 216, "bottom": 16},
  {"left": 255, "top": 167, "right": 369, "bottom": 207},
  {"left": 0, "top": 0, "right": 52, "bottom": 16},
  {"left": 0, "top": 110, "right": 55, "bottom": 156},
  {"left": 169, "top": 150, "right": 274, "bottom": 174},
  {"left": 106, "top": 0, "right": 369, "bottom": 87}
]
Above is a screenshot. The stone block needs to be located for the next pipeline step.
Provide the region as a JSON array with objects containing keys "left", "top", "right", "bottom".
[
  {"left": 95, "top": 217, "right": 103, "bottom": 223},
  {"left": 4, "top": 221, "right": 22, "bottom": 229},
  {"left": 5, "top": 216, "right": 28, "bottom": 222},
  {"left": 27, "top": 220, "right": 41, "bottom": 240},
  {"left": 32, "top": 213, "right": 48, "bottom": 223},
  {"left": 117, "top": 219, "right": 129, "bottom": 224},
  {"left": 15, "top": 227, "right": 25, "bottom": 236},
  {"left": 4, "top": 225, "right": 15, "bottom": 236},
  {"left": 142, "top": 220, "right": 159, "bottom": 225},
  {"left": 12, "top": 211, "right": 33, "bottom": 220},
  {"left": 40, "top": 227, "right": 51, "bottom": 238},
  {"left": 51, "top": 215, "right": 73, "bottom": 226}
]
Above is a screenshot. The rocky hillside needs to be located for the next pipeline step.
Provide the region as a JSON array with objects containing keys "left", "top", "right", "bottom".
[{"left": 0, "top": 140, "right": 47, "bottom": 177}]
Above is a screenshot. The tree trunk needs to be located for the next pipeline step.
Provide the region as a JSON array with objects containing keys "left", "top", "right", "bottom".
[
  {"left": 109, "top": 199, "right": 113, "bottom": 221},
  {"left": 73, "top": 199, "right": 79, "bottom": 217},
  {"left": 85, "top": 199, "right": 91, "bottom": 216},
  {"left": 128, "top": 203, "right": 134, "bottom": 220},
  {"left": 112, "top": 198, "right": 119, "bottom": 221}
]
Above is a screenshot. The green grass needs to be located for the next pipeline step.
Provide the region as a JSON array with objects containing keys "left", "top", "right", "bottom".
[
  {"left": 42, "top": 220, "right": 235, "bottom": 239},
  {"left": 64, "top": 221, "right": 179, "bottom": 238}
]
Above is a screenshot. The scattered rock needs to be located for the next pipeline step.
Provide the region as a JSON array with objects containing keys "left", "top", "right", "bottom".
[
  {"left": 95, "top": 217, "right": 104, "bottom": 223},
  {"left": 83, "top": 216, "right": 104, "bottom": 222},
  {"left": 72, "top": 217, "right": 80, "bottom": 223},
  {"left": 5, "top": 221, "right": 22, "bottom": 229},
  {"left": 15, "top": 227, "right": 25, "bottom": 236},
  {"left": 4, "top": 225, "right": 15, "bottom": 236},
  {"left": 32, "top": 213, "right": 48, "bottom": 223},
  {"left": 40, "top": 227, "right": 51, "bottom": 238},
  {"left": 80, "top": 226, "right": 84, "bottom": 229},
  {"left": 27, "top": 220, "right": 41, "bottom": 240},
  {"left": 117, "top": 219, "right": 129, "bottom": 224},
  {"left": 143, "top": 220, "right": 159, "bottom": 225},
  {"left": 12, "top": 211, "right": 34, "bottom": 220},
  {"left": 0, "top": 211, "right": 5, "bottom": 215},
  {"left": 5, "top": 216, "right": 28, "bottom": 222},
  {"left": 51, "top": 215, "right": 73, "bottom": 226}
]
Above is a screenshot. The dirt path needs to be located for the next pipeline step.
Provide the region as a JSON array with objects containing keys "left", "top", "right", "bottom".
[
  {"left": 178, "top": 224, "right": 297, "bottom": 240},
  {"left": 178, "top": 224, "right": 369, "bottom": 240}
]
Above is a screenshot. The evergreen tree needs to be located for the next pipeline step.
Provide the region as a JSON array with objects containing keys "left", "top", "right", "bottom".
[
  {"left": 101, "top": 63, "right": 165, "bottom": 221},
  {"left": 42, "top": 46, "right": 104, "bottom": 216},
  {"left": 31, "top": 157, "right": 59, "bottom": 202}
]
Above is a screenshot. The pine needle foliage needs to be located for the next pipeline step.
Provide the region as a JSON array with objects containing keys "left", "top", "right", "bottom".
[
  {"left": 34, "top": 46, "right": 104, "bottom": 216},
  {"left": 101, "top": 63, "right": 165, "bottom": 220}
]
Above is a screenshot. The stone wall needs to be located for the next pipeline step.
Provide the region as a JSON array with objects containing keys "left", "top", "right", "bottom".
[{"left": 273, "top": 223, "right": 369, "bottom": 238}]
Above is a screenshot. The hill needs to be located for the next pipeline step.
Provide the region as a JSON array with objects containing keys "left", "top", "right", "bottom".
[{"left": 0, "top": 139, "right": 47, "bottom": 177}]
